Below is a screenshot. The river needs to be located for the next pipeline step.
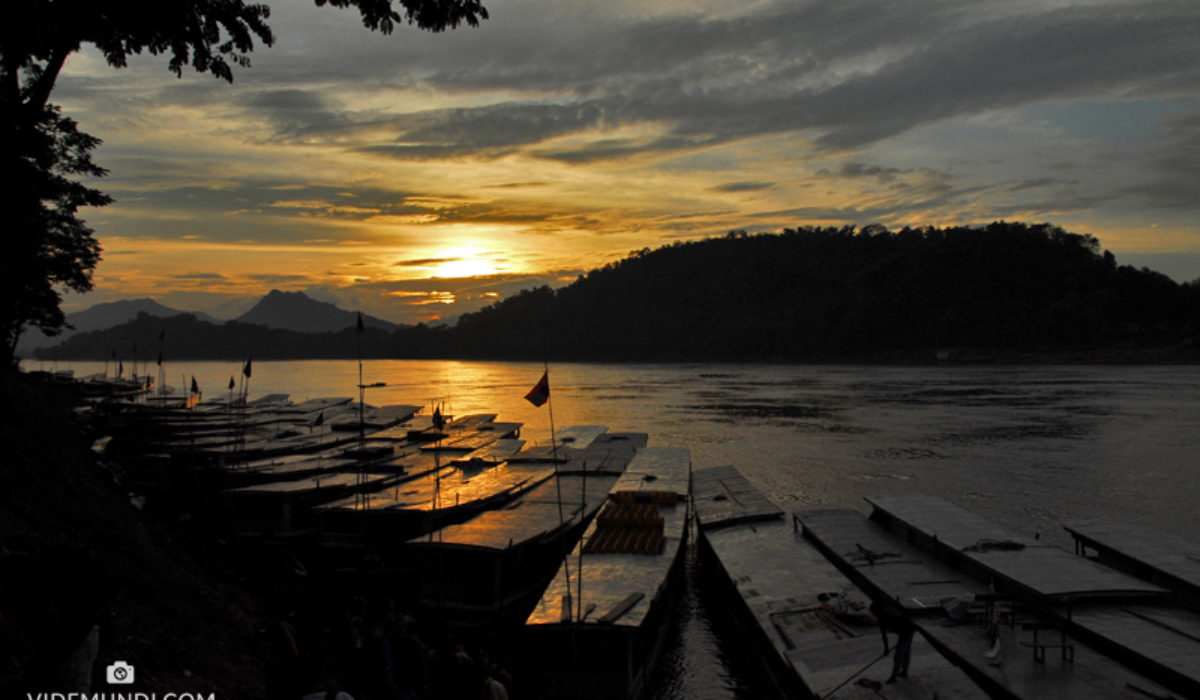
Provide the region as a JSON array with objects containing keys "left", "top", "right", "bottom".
[{"left": 38, "top": 359, "right": 1200, "bottom": 697}]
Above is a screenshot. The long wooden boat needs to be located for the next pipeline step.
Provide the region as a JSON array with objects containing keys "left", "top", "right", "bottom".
[
  {"left": 402, "top": 432, "right": 648, "bottom": 628},
  {"left": 222, "top": 471, "right": 405, "bottom": 536},
  {"left": 315, "top": 419, "right": 542, "bottom": 545},
  {"left": 693, "top": 467, "right": 985, "bottom": 699},
  {"left": 797, "top": 500, "right": 1180, "bottom": 699},
  {"left": 523, "top": 446, "right": 691, "bottom": 700}
]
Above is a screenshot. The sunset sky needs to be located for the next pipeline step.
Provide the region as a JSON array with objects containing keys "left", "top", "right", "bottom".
[{"left": 52, "top": 0, "right": 1200, "bottom": 325}]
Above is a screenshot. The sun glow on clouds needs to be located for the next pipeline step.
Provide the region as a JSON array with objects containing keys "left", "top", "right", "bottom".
[{"left": 48, "top": 0, "right": 1200, "bottom": 322}]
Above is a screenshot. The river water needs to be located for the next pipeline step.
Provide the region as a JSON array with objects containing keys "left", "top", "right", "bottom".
[{"left": 43, "top": 359, "right": 1200, "bottom": 697}]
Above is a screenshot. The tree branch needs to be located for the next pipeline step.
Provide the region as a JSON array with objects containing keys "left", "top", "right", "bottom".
[{"left": 23, "top": 42, "right": 76, "bottom": 112}]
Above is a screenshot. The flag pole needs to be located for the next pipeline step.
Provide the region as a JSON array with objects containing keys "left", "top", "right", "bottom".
[
  {"left": 357, "top": 313, "right": 365, "bottom": 450},
  {"left": 541, "top": 364, "right": 572, "bottom": 620},
  {"left": 546, "top": 362, "right": 559, "bottom": 461}
]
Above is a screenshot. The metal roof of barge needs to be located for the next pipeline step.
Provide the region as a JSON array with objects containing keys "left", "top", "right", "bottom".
[
  {"left": 692, "top": 469, "right": 985, "bottom": 698},
  {"left": 692, "top": 465, "right": 782, "bottom": 528},
  {"left": 799, "top": 508, "right": 1182, "bottom": 700},
  {"left": 798, "top": 508, "right": 986, "bottom": 611},
  {"left": 865, "top": 494, "right": 1168, "bottom": 601},
  {"left": 1064, "top": 520, "right": 1200, "bottom": 599}
]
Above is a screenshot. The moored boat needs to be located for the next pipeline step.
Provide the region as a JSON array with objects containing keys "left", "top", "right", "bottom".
[
  {"left": 522, "top": 446, "right": 691, "bottom": 700},
  {"left": 693, "top": 467, "right": 986, "bottom": 699},
  {"left": 797, "top": 498, "right": 1182, "bottom": 699},
  {"left": 403, "top": 432, "right": 648, "bottom": 628}
]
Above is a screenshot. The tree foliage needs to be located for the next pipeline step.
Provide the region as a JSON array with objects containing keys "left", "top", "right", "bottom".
[
  {"left": 2, "top": 106, "right": 110, "bottom": 363},
  {"left": 1, "top": 0, "right": 488, "bottom": 366}
]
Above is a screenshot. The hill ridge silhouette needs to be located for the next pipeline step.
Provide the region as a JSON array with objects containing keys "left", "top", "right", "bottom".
[{"left": 33, "top": 222, "right": 1200, "bottom": 362}]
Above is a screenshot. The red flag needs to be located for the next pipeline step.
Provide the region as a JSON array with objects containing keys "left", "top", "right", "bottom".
[
  {"left": 524, "top": 371, "right": 550, "bottom": 407},
  {"left": 190, "top": 376, "right": 199, "bottom": 395},
  {"left": 243, "top": 358, "right": 252, "bottom": 378}
]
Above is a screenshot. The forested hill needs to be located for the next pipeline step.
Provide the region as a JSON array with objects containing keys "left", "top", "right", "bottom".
[
  {"left": 446, "top": 223, "right": 1199, "bottom": 361},
  {"left": 37, "top": 223, "right": 1200, "bottom": 363}
]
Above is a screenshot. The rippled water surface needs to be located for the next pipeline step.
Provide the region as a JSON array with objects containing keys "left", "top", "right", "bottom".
[{"left": 48, "top": 360, "right": 1200, "bottom": 697}]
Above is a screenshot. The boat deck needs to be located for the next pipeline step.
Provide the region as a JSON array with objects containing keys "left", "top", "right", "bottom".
[
  {"left": 449, "top": 438, "right": 526, "bottom": 468},
  {"left": 508, "top": 425, "right": 610, "bottom": 463},
  {"left": 526, "top": 446, "right": 692, "bottom": 630},
  {"left": 694, "top": 468, "right": 985, "bottom": 699},
  {"left": 420, "top": 421, "right": 522, "bottom": 452},
  {"left": 226, "top": 471, "right": 401, "bottom": 496},
  {"left": 419, "top": 473, "right": 622, "bottom": 551},
  {"left": 561, "top": 432, "right": 649, "bottom": 474},
  {"left": 318, "top": 463, "right": 556, "bottom": 514}
]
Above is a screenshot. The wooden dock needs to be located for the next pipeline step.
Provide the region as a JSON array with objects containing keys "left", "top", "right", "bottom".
[{"left": 693, "top": 467, "right": 985, "bottom": 699}]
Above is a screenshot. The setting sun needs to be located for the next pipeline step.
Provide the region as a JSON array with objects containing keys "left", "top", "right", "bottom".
[{"left": 431, "top": 256, "right": 500, "bottom": 279}]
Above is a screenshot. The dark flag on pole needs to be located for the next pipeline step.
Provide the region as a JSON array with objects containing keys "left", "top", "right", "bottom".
[
  {"left": 118, "top": 360, "right": 124, "bottom": 378},
  {"left": 313, "top": 411, "right": 324, "bottom": 427},
  {"left": 228, "top": 376, "right": 236, "bottom": 390},
  {"left": 243, "top": 358, "right": 252, "bottom": 378},
  {"left": 156, "top": 351, "right": 162, "bottom": 367},
  {"left": 191, "top": 376, "right": 199, "bottom": 395},
  {"left": 356, "top": 313, "right": 365, "bottom": 333},
  {"left": 432, "top": 406, "right": 445, "bottom": 431},
  {"left": 525, "top": 371, "right": 550, "bottom": 407}
]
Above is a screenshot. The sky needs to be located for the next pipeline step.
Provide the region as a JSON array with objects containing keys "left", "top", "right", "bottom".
[{"left": 51, "top": 0, "right": 1200, "bottom": 324}]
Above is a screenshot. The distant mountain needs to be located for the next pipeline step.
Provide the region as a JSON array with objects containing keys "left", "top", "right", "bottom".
[
  {"left": 235, "top": 290, "right": 395, "bottom": 333},
  {"left": 16, "top": 298, "right": 219, "bottom": 353},
  {"left": 33, "top": 223, "right": 1200, "bottom": 363}
]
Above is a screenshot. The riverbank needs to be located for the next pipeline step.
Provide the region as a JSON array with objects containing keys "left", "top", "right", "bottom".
[{"left": 0, "top": 371, "right": 266, "bottom": 696}]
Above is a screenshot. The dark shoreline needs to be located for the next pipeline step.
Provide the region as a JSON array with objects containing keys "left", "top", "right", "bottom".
[{"left": 27, "top": 343, "right": 1200, "bottom": 366}]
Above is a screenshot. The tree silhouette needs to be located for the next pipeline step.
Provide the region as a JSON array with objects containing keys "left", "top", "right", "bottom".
[{"left": 1, "top": 0, "right": 488, "bottom": 367}]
